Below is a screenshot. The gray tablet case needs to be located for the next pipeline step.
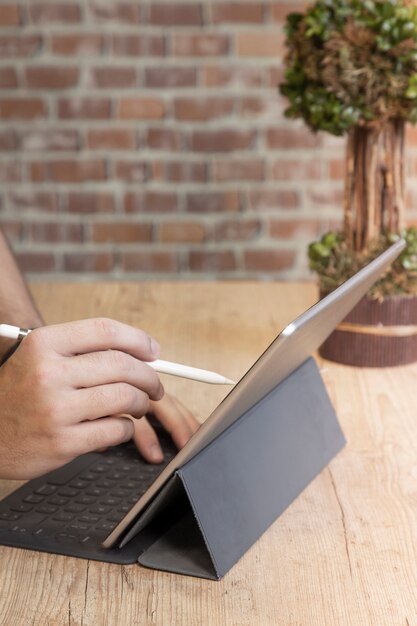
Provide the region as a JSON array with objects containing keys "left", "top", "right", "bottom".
[{"left": 118, "top": 356, "right": 345, "bottom": 580}]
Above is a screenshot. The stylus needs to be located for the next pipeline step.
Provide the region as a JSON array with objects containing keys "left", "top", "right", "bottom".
[{"left": 0, "top": 324, "right": 236, "bottom": 385}]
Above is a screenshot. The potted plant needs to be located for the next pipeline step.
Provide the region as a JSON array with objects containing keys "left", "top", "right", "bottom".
[{"left": 280, "top": 0, "right": 417, "bottom": 366}]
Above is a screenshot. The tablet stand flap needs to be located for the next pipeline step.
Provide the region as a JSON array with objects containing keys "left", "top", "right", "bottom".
[{"left": 136, "top": 357, "right": 345, "bottom": 580}]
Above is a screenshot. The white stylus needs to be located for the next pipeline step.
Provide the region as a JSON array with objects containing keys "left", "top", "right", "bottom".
[{"left": 0, "top": 324, "right": 235, "bottom": 385}]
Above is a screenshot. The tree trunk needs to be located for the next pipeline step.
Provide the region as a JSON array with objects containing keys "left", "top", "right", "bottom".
[{"left": 343, "top": 119, "right": 405, "bottom": 252}]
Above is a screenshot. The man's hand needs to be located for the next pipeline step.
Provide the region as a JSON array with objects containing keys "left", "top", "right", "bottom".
[{"left": 0, "top": 318, "right": 198, "bottom": 479}]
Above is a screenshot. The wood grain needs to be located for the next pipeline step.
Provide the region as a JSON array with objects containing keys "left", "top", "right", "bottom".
[{"left": 0, "top": 282, "right": 415, "bottom": 626}]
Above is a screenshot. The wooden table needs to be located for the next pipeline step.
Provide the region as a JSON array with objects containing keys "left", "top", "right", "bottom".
[{"left": 0, "top": 282, "right": 416, "bottom": 626}]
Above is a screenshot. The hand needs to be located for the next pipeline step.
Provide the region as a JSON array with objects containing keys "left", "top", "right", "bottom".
[
  {"left": 132, "top": 393, "right": 200, "bottom": 463},
  {"left": 0, "top": 318, "right": 167, "bottom": 479}
]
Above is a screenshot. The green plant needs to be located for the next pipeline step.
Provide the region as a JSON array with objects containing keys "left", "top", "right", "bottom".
[
  {"left": 308, "top": 226, "right": 417, "bottom": 299},
  {"left": 280, "top": 0, "right": 417, "bottom": 136}
]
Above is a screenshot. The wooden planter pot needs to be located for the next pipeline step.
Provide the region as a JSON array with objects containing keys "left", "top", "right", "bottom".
[{"left": 319, "top": 293, "right": 417, "bottom": 367}]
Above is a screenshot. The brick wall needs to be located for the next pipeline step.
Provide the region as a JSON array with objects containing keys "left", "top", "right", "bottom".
[{"left": 0, "top": 1, "right": 417, "bottom": 281}]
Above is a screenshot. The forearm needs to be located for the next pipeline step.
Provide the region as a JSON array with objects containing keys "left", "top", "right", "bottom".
[{"left": 0, "top": 229, "right": 43, "bottom": 358}]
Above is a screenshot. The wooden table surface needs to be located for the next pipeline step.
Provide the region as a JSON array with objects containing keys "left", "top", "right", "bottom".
[{"left": 0, "top": 282, "right": 416, "bottom": 626}]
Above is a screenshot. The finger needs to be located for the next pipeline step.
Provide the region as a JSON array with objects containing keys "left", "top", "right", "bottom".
[
  {"left": 67, "top": 350, "right": 164, "bottom": 399},
  {"left": 169, "top": 394, "right": 200, "bottom": 433},
  {"left": 67, "top": 416, "right": 135, "bottom": 458},
  {"left": 27, "top": 318, "right": 160, "bottom": 361},
  {"left": 132, "top": 417, "right": 164, "bottom": 464},
  {"left": 149, "top": 394, "right": 196, "bottom": 449},
  {"left": 71, "top": 382, "right": 160, "bottom": 421}
]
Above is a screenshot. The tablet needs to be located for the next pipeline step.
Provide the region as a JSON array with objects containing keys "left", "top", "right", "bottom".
[{"left": 103, "top": 238, "right": 405, "bottom": 548}]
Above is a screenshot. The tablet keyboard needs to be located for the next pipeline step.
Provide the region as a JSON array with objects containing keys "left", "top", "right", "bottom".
[{"left": 0, "top": 430, "right": 176, "bottom": 564}]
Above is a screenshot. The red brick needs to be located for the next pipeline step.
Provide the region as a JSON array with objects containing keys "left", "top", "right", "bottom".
[
  {"left": 92, "top": 223, "right": 152, "bottom": 243},
  {"left": 0, "top": 67, "right": 17, "bottom": 88},
  {"left": 271, "top": 159, "right": 322, "bottom": 180},
  {"left": 51, "top": 34, "right": 103, "bottom": 55},
  {"left": 124, "top": 192, "right": 178, "bottom": 213},
  {"left": 87, "top": 129, "right": 137, "bottom": 150},
  {"left": 172, "top": 34, "right": 229, "bottom": 57},
  {"left": 213, "top": 159, "right": 265, "bottom": 182},
  {"left": 65, "top": 193, "right": 114, "bottom": 214},
  {"left": 308, "top": 188, "right": 344, "bottom": 207},
  {"left": 191, "top": 129, "right": 255, "bottom": 152},
  {"left": 17, "top": 253, "right": 55, "bottom": 273},
  {"left": 147, "top": 4, "right": 202, "bottom": 25},
  {"left": 21, "top": 130, "right": 79, "bottom": 152},
  {"left": 236, "top": 32, "right": 284, "bottom": 57},
  {"left": 244, "top": 250, "right": 295, "bottom": 271},
  {"left": 0, "top": 98, "right": 47, "bottom": 119},
  {"left": 48, "top": 160, "right": 106, "bottom": 183},
  {"left": 239, "top": 96, "right": 278, "bottom": 117},
  {"left": 0, "top": 221, "right": 22, "bottom": 241},
  {"left": 64, "top": 253, "right": 114, "bottom": 273},
  {"left": 0, "top": 36, "right": 42, "bottom": 58},
  {"left": 147, "top": 128, "right": 181, "bottom": 151},
  {"left": 247, "top": 190, "right": 300, "bottom": 210},
  {"left": 88, "top": 2, "right": 141, "bottom": 23},
  {"left": 29, "top": 222, "right": 82, "bottom": 243},
  {"left": 186, "top": 191, "right": 239, "bottom": 213},
  {"left": 188, "top": 251, "right": 236, "bottom": 272},
  {"left": 269, "top": 219, "right": 321, "bottom": 239},
  {"left": 29, "top": 162, "right": 47, "bottom": 183},
  {"left": 121, "top": 252, "right": 178, "bottom": 273},
  {"left": 214, "top": 219, "right": 261, "bottom": 241},
  {"left": 159, "top": 222, "right": 206, "bottom": 243},
  {"left": 112, "top": 34, "right": 165, "bottom": 56},
  {"left": 211, "top": 3, "right": 264, "bottom": 23},
  {"left": 271, "top": 2, "right": 308, "bottom": 22},
  {"left": 328, "top": 159, "right": 345, "bottom": 180},
  {"left": 89, "top": 67, "right": 138, "bottom": 89},
  {"left": 266, "top": 128, "right": 322, "bottom": 149},
  {"left": 202, "top": 65, "right": 262, "bottom": 88},
  {"left": 145, "top": 67, "right": 197, "bottom": 89},
  {"left": 153, "top": 161, "right": 206, "bottom": 183},
  {"left": 114, "top": 161, "right": 149, "bottom": 183},
  {"left": 8, "top": 191, "right": 58, "bottom": 213},
  {"left": 58, "top": 98, "right": 111, "bottom": 120},
  {"left": 29, "top": 4, "right": 81, "bottom": 23},
  {"left": 0, "top": 162, "right": 21, "bottom": 182},
  {"left": 118, "top": 98, "right": 165, "bottom": 120},
  {"left": 174, "top": 98, "right": 233, "bottom": 122},
  {"left": 25, "top": 67, "right": 79, "bottom": 90},
  {"left": 0, "top": 5, "right": 21, "bottom": 26},
  {"left": 0, "top": 130, "right": 17, "bottom": 151}
]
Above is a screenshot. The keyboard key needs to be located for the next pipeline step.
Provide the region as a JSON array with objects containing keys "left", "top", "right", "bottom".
[
  {"left": 96, "top": 479, "right": 115, "bottom": 489},
  {"left": 107, "top": 512, "right": 123, "bottom": 523},
  {"left": 89, "top": 505, "right": 111, "bottom": 515},
  {"left": 36, "top": 505, "right": 58, "bottom": 515},
  {"left": 10, "top": 503, "right": 33, "bottom": 513},
  {"left": 34, "top": 484, "right": 56, "bottom": 496},
  {"left": 99, "top": 497, "right": 121, "bottom": 507},
  {"left": 69, "top": 480, "right": 88, "bottom": 490},
  {"left": 75, "top": 495, "right": 95, "bottom": 505},
  {"left": 78, "top": 473, "right": 97, "bottom": 481},
  {"left": 0, "top": 512, "right": 21, "bottom": 521},
  {"left": 56, "top": 533, "right": 78, "bottom": 544},
  {"left": 23, "top": 494, "right": 44, "bottom": 505},
  {"left": 64, "top": 504, "right": 86, "bottom": 514},
  {"left": 78, "top": 514, "right": 100, "bottom": 524},
  {"left": 85, "top": 488, "right": 104, "bottom": 498},
  {"left": 47, "top": 496, "right": 69, "bottom": 507},
  {"left": 66, "top": 522, "right": 90, "bottom": 532},
  {"left": 57, "top": 487, "right": 78, "bottom": 498},
  {"left": 94, "top": 521, "right": 115, "bottom": 532},
  {"left": 90, "top": 465, "right": 107, "bottom": 474},
  {"left": 52, "top": 512, "right": 75, "bottom": 522}
]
